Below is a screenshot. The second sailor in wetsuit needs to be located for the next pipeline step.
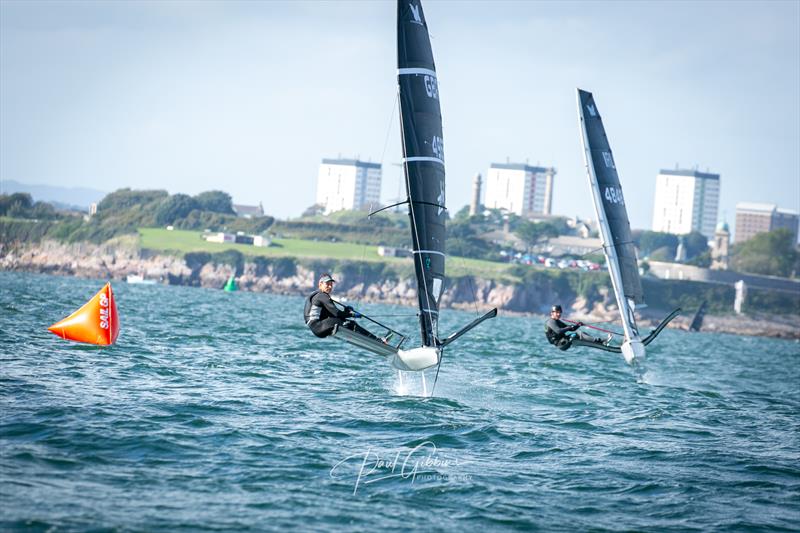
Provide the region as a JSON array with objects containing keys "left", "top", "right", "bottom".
[
  {"left": 544, "top": 304, "right": 610, "bottom": 350},
  {"left": 304, "top": 273, "right": 383, "bottom": 342}
]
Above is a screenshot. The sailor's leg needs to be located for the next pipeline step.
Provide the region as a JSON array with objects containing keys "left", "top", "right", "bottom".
[
  {"left": 309, "top": 317, "right": 342, "bottom": 338},
  {"left": 576, "top": 330, "right": 603, "bottom": 343},
  {"left": 343, "top": 320, "right": 382, "bottom": 342}
]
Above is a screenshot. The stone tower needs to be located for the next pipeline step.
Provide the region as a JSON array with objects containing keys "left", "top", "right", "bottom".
[
  {"left": 710, "top": 220, "right": 730, "bottom": 270},
  {"left": 469, "top": 172, "right": 482, "bottom": 216}
]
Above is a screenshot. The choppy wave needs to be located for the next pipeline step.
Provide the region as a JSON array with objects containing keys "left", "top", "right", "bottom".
[{"left": 1, "top": 271, "right": 799, "bottom": 531}]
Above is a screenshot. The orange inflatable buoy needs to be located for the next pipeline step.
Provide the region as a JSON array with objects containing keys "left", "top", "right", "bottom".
[{"left": 48, "top": 282, "right": 119, "bottom": 345}]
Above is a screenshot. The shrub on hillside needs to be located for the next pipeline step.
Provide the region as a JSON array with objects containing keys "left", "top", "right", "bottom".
[
  {"left": 194, "top": 191, "right": 235, "bottom": 215},
  {"left": 98, "top": 189, "right": 168, "bottom": 212}
]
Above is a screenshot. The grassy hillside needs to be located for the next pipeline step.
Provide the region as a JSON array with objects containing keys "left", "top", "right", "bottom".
[{"left": 138, "top": 228, "right": 517, "bottom": 280}]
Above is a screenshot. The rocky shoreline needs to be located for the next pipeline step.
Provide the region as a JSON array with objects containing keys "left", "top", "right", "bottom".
[{"left": 2, "top": 240, "right": 799, "bottom": 340}]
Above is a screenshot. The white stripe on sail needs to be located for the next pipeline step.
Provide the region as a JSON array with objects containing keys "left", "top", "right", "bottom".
[
  {"left": 412, "top": 250, "right": 446, "bottom": 257},
  {"left": 404, "top": 156, "right": 444, "bottom": 165},
  {"left": 420, "top": 308, "right": 440, "bottom": 315},
  {"left": 398, "top": 67, "right": 437, "bottom": 77}
]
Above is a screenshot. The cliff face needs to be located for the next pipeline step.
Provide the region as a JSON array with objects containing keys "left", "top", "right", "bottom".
[
  {"left": 0, "top": 240, "right": 613, "bottom": 315},
  {"left": 3, "top": 240, "right": 799, "bottom": 339}
]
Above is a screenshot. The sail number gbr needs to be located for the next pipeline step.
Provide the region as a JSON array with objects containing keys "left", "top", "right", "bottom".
[
  {"left": 604, "top": 186, "right": 625, "bottom": 205},
  {"left": 424, "top": 75, "right": 439, "bottom": 100}
]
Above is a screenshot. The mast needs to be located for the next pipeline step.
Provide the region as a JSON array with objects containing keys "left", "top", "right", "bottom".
[
  {"left": 576, "top": 89, "right": 645, "bottom": 363},
  {"left": 397, "top": 0, "right": 446, "bottom": 347}
]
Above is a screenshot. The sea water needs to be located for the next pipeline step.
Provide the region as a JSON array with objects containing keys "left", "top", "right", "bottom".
[{"left": 1, "top": 271, "right": 798, "bottom": 531}]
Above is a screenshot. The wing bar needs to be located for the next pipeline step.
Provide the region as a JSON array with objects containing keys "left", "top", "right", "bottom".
[{"left": 440, "top": 308, "right": 498, "bottom": 348}]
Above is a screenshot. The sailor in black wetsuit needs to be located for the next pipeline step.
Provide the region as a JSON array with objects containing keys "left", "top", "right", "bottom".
[
  {"left": 544, "top": 304, "right": 609, "bottom": 351},
  {"left": 304, "top": 273, "right": 382, "bottom": 341}
]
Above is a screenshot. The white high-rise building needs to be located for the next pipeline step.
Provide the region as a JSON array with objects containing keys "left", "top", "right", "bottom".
[
  {"left": 484, "top": 162, "right": 555, "bottom": 216},
  {"left": 651, "top": 168, "right": 720, "bottom": 238},
  {"left": 316, "top": 158, "right": 382, "bottom": 214}
]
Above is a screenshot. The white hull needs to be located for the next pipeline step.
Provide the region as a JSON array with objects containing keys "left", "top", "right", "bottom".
[
  {"left": 389, "top": 346, "right": 440, "bottom": 372},
  {"left": 621, "top": 339, "right": 646, "bottom": 364}
]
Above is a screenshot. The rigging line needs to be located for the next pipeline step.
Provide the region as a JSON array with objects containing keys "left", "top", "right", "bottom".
[
  {"left": 459, "top": 255, "right": 480, "bottom": 316},
  {"left": 562, "top": 318, "right": 624, "bottom": 337},
  {"left": 431, "top": 347, "right": 443, "bottom": 397},
  {"left": 379, "top": 92, "right": 400, "bottom": 169},
  {"left": 359, "top": 313, "right": 418, "bottom": 318},
  {"left": 357, "top": 233, "right": 369, "bottom": 299},
  {"left": 359, "top": 93, "right": 400, "bottom": 291},
  {"left": 578, "top": 240, "right": 636, "bottom": 259},
  {"left": 331, "top": 298, "right": 406, "bottom": 337}
]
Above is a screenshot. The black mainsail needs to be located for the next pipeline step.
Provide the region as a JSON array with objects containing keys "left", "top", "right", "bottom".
[
  {"left": 576, "top": 89, "right": 678, "bottom": 363},
  {"left": 577, "top": 89, "right": 645, "bottom": 363},
  {"left": 398, "top": 0, "right": 446, "bottom": 347},
  {"left": 689, "top": 300, "right": 707, "bottom": 332},
  {"left": 331, "top": 0, "right": 496, "bottom": 381}
]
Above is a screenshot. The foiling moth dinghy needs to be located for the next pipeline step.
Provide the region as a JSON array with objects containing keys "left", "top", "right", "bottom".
[
  {"left": 575, "top": 88, "right": 679, "bottom": 364},
  {"left": 332, "top": 0, "right": 497, "bottom": 394}
]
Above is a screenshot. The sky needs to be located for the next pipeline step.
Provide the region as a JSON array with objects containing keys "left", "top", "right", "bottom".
[{"left": 1, "top": 0, "right": 798, "bottom": 234}]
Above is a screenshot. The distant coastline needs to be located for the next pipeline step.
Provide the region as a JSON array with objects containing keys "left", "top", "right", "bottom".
[{"left": 3, "top": 239, "right": 798, "bottom": 340}]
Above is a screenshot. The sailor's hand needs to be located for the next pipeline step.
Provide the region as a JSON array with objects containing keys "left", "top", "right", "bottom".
[{"left": 352, "top": 311, "right": 362, "bottom": 319}]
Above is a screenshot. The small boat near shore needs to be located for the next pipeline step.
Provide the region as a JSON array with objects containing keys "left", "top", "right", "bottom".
[{"left": 126, "top": 274, "right": 157, "bottom": 285}]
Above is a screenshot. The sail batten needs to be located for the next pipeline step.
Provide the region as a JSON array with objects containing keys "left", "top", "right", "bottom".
[
  {"left": 404, "top": 156, "right": 444, "bottom": 165},
  {"left": 398, "top": 0, "right": 446, "bottom": 347},
  {"left": 399, "top": 67, "right": 437, "bottom": 76}
]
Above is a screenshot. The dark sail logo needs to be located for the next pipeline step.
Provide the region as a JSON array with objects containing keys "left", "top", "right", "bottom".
[
  {"left": 602, "top": 151, "right": 615, "bottom": 169},
  {"left": 409, "top": 3, "right": 423, "bottom": 25},
  {"left": 424, "top": 75, "right": 439, "bottom": 100},
  {"left": 431, "top": 135, "right": 444, "bottom": 161}
]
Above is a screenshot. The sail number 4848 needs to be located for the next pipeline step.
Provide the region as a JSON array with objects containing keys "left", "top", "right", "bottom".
[{"left": 604, "top": 186, "right": 625, "bottom": 205}]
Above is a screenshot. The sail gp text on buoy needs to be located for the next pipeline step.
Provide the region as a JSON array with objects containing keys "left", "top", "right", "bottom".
[
  {"left": 99, "top": 293, "right": 110, "bottom": 330},
  {"left": 48, "top": 282, "right": 119, "bottom": 345}
]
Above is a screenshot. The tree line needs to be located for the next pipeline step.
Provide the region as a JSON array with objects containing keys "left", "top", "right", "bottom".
[
  {"left": 0, "top": 189, "right": 274, "bottom": 244},
  {"left": 3, "top": 189, "right": 797, "bottom": 279}
]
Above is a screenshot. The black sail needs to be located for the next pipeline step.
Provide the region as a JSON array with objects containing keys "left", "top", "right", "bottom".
[
  {"left": 577, "top": 89, "right": 644, "bottom": 304},
  {"left": 689, "top": 300, "right": 707, "bottom": 332},
  {"left": 398, "top": 0, "right": 446, "bottom": 346}
]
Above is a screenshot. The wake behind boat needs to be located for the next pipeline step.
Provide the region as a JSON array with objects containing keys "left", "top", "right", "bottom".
[
  {"left": 575, "top": 89, "right": 679, "bottom": 363},
  {"left": 329, "top": 0, "right": 497, "bottom": 382}
]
